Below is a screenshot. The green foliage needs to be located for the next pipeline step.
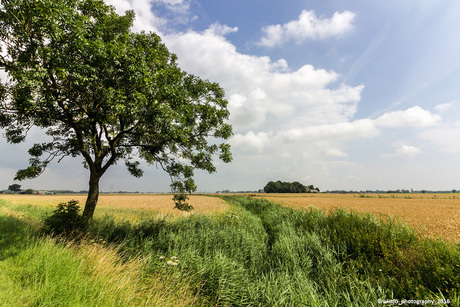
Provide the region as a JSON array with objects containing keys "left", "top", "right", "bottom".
[
  {"left": 172, "top": 193, "right": 194, "bottom": 211},
  {"left": 8, "top": 184, "right": 21, "bottom": 192},
  {"left": 43, "top": 200, "right": 87, "bottom": 237},
  {"left": 0, "top": 0, "right": 232, "bottom": 219},
  {"left": 264, "top": 180, "right": 319, "bottom": 193}
]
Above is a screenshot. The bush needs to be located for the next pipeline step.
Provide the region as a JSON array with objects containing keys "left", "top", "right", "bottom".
[{"left": 43, "top": 200, "right": 87, "bottom": 237}]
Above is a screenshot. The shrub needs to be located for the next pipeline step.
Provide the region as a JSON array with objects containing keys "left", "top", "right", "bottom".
[{"left": 43, "top": 200, "right": 87, "bottom": 237}]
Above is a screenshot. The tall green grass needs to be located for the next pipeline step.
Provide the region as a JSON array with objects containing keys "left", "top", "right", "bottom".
[
  {"left": 0, "top": 211, "right": 201, "bottom": 306},
  {"left": 88, "top": 196, "right": 459, "bottom": 305}
]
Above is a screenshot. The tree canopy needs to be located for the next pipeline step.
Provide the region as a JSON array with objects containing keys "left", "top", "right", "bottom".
[
  {"left": 8, "top": 183, "right": 21, "bottom": 192},
  {"left": 263, "top": 181, "right": 319, "bottom": 193},
  {"left": 0, "top": 0, "right": 232, "bottom": 222}
]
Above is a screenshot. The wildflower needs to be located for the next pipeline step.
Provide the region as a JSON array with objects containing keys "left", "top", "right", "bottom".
[
  {"left": 159, "top": 256, "right": 165, "bottom": 259},
  {"left": 167, "top": 260, "right": 178, "bottom": 266}
]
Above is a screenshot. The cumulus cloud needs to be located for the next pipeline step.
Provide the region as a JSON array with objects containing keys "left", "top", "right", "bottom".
[
  {"left": 259, "top": 10, "right": 356, "bottom": 47},
  {"left": 160, "top": 22, "right": 378, "bottom": 170},
  {"left": 374, "top": 106, "right": 441, "bottom": 127},
  {"left": 164, "top": 26, "right": 364, "bottom": 132},
  {"left": 383, "top": 145, "right": 422, "bottom": 158}
]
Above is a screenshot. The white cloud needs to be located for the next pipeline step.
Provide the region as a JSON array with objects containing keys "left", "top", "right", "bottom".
[
  {"left": 435, "top": 101, "right": 455, "bottom": 113},
  {"left": 280, "top": 119, "right": 379, "bottom": 143},
  {"left": 161, "top": 23, "right": 376, "bottom": 172},
  {"left": 325, "top": 148, "right": 348, "bottom": 158},
  {"left": 156, "top": 0, "right": 190, "bottom": 13},
  {"left": 418, "top": 122, "right": 460, "bottom": 153},
  {"left": 230, "top": 131, "right": 270, "bottom": 153},
  {"left": 105, "top": 0, "right": 193, "bottom": 33},
  {"left": 375, "top": 106, "right": 441, "bottom": 127},
  {"left": 206, "top": 23, "right": 238, "bottom": 36},
  {"left": 105, "top": 0, "right": 164, "bottom": 32},
  {"left": 164, "top": 26, "right": 364, "bottom": 132},
  {"left": 383, "top": 145, "right": 422, "bottom": 158},
  {"left": 259, "top": 10, "right": 356, "bottom": 47}
]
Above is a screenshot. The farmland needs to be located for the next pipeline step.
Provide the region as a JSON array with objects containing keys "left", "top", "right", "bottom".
[
  {"left": 1, "top": 193, "right": 459, "bottom": 306},
  {"left": 0, "top": 193, "right": 229, "bottom": 222},
  {"left": 254, "top": 193, "right": 460, "bottom": 243},
  {"left": 2, "top": 192, "right": 458, "bottom": 242}
]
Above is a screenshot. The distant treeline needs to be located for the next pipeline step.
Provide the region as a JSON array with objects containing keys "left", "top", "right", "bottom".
[
  {"left": 264, "top": 181, "right": 320, "bottom": 193},
  {"left": 329, "top": 190, "right": 459, "bottom": 194}
]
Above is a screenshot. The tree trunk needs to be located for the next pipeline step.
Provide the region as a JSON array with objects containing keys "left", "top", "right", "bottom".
[{"left": 82, "top": 170, "right": 101, "bottom": 224}]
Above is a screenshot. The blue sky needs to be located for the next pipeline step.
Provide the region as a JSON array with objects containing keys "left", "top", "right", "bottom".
[{"left": 1, "top": 0, "right": 460, "bottom": 192}]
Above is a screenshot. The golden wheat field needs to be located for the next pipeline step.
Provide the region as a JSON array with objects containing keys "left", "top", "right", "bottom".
[
  {"left": 2, "top": 192, "right": 459, "bottom": 242},
  {"left": 0, "top": 193, "right": 229, "bottom": 222},
  {"left": 254, "top": 193, "right": 460, "bottom": 243}
]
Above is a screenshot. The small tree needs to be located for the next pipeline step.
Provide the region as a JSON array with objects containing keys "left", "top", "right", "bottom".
[
  {"left": 8, "top": 183, "right": 21, "bottom": 192},
  {"left": 0, "top": 0, "right": 232, "bottom": 223}
]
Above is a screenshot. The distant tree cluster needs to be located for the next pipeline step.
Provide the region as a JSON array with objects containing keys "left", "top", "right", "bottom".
[
  {"left": 8, "top": 184, "right": 21, "bottom": 192},
  {"left": 5, "top": 184, "right": 35, "bottom": 194},
  {"left": 264, "top": 181, "right": 320, "bottom": 193}
]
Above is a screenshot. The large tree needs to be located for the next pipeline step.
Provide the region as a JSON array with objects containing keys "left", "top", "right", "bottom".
[{"left": 0, "top": 0, "right": 232, "bottom": 222}]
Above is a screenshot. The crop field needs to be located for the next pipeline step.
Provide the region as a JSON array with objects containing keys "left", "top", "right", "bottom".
[
  {"left": 0, "top": 193, "right": 229, "bottom": 222},
  {"left": 2, "top": 192, "right": 458, "bottom": 242},
  {"left": 254, "top": 193, "right": 460, "bottom": 243}
]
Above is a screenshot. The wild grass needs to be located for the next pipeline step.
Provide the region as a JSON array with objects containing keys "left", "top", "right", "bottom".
[
  {"left": 0, "top": 210, "right": 202, "bottom": 306},
  {"left": 257, "top": 193, "right": 460, "bottom": 243},
  {"left": 1, "top": 195, "right": 458, "bottom": 306},
  {"left": 88, "top": 196, "right": 459, "bottom": 305}
]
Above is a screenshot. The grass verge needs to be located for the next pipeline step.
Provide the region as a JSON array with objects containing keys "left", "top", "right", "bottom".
[{"left": 0, "top": 210, "right": 201, "bottom": 306}]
